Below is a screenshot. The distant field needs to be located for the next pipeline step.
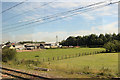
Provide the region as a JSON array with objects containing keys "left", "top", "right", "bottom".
[{"left": 17, "top": 48, "right": 105, "bottom": 61}]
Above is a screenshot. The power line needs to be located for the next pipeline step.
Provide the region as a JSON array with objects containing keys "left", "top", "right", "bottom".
[
  {"left": 3, "top": 1, "right": 55, "bottom": 22},
  {"left": 3, "top": 1, "right": 119, "bottom": 33},
  {"left": 1, "top": 0, "right": 28, "bottom": 14},
  {"left": 3, "top": 1, "right": 117, "bottom": 32},
  {"left": 3, "top": 1, "right": 106, "bottom": 29},
  {"left": 5, "top": 0, "right": 116, "bottom": 28}
]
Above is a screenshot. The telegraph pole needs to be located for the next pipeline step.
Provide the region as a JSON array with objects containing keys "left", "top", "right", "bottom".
[{"left": 56, "top": 35, "right": 58, "bottom": 46}]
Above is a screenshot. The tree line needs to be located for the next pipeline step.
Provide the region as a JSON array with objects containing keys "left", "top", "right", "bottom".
[{"left": 60, "top": 33, "right": 120, "bottom": 48}]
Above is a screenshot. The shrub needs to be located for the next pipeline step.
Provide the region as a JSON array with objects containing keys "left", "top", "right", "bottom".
[
  {"left": 20, "top": 59, "right": 40, "bottom": 66},
  {"left": 2, "top": 47, "right": 16, "bottom": 62},
  {"left": 103, "top": 40, "right": 120, "bottom": 52}
]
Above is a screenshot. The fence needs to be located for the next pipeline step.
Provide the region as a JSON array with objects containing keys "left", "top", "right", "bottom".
[{"left": 40, "top": 50, "right": 105, "bottom": 62}]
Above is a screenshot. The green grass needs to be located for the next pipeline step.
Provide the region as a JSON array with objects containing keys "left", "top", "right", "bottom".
[
  {"left": 45, "top": 53, "right": 118, "bottom": 71},
  {"left": 3, "top": 48, "right": 119, "bottom": 78},
  {"left": 41, "top": 53, "right": 118, "bottom": 78},
  {"left": 17, "top": 48, "right": 105, "bottom": 61}
]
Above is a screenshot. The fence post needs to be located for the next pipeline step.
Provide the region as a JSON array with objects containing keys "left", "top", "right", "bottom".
[
  {"left": 78, "top": 53, "right": 80, "bottom": 56},
  {"left": 48, "top": 58, "right": 50, "bottom": 61},
  {"left": 43, "top": 58, "right": 44, "bottom": 62},
  {"left": 53, "top": 57, "right": 54, "bottom": 61}
]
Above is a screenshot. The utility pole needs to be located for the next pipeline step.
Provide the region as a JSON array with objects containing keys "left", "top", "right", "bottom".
[{"left": 56, "top": 35, "right": 58, "bottom": 46}]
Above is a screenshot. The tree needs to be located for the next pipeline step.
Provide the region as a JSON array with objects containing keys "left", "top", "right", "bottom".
[
  {"left": 60, "top": 40, "right": 66, "bottom": 46},
  {"left": 2, "top": 47, "right": 17, "bottom": 62},
  {"left": 96, "top": 38, "right": 103, "bottom": 45},
  {"left": 99, "top": 34, "right": 106, "bottom": 44},
  {"left": 117, "top": 33, "right": 120, "bottom": 41},
  {"left": 111, "top": 40, "right": 120, "bottom": 52},
  {"left": 112, "top": 33, "right": 117, "bottom": 40},
  {"left": 105, "top": 33, "right": 112, "bottom": 42},
  {"left": 76, "top": 36, "right": 82, "bottom": 46},
  {"left": 81, "top": 36, "right": 89, "bottom": 46},
  {"left": 103, "top": 41, "right": 115, "bottom": 52},
  {"left": 60, "top": 33, "right": 120, "bottom": 48},
  {"left": 66, "top": 36, "right": 76, "bottom": 46},
  {"left": 103, "top": 40, "right": 120, "bottom": 52},
  {"left": 88, "top": 34, "right": 98, "bottom": 45}
]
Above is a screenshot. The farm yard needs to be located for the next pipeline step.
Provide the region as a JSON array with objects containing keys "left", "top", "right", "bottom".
[{"left": 3, "top": 48, "right": 119, "bottom": 78}]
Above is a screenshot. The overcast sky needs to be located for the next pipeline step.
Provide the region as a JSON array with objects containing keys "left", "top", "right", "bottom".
[{"left": 1, "top": 0, "right": 118, "bottom": 43}]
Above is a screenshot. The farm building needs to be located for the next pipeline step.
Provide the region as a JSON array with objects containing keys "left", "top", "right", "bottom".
[
  {"left": 40, "top": 42, "right": 62, "bottom": 49},
  {"left": 1, "top": 41, "right": 62, "bottom": 50},
  {"left": 15, "top": 45, "right": 25, "bottom": 50},
  {"left": 24, "top": 43, "right": 60, "bottom": 50},
  {"left": 24, "top": 43, "right": 40, "bottom": 50},
  {"left": 40, "top": 43, "right": 52, "bottom": 49}
]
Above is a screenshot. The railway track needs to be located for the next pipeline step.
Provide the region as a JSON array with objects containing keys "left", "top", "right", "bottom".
[{"left": 0, "top": 67, "right": 52, "bottom": 80}]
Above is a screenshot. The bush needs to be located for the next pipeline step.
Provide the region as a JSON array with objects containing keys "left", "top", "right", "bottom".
[
  {"left": 103, "top": 40, "right": 120, "bottom": 52},
  {"left": 2, "top": 47, "right": 17, "bottom": 62}
]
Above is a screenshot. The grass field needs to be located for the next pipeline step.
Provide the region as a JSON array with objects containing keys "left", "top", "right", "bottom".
[
  {"left": 16, "top": 48, "right": 105, "bottom": 61},
  {"left": 40, "top": 53, "right": 118, "bottom": 78},
  {"left": 4, "top": 48, "right": 119, "bottom": 78},
  {"left": 45, "top": 53, "right": 118, "bottom": 72}
]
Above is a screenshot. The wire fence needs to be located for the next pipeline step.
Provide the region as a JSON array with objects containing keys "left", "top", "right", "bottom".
[
  {"left": 17, "top": 50, "right": 106, "bottom": 65},
  {"left": 41, "top": 50, "right": 105, "bottom": 62}
]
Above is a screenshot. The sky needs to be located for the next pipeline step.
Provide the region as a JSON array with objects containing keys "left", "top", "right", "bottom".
[{"left": 1, "top": 0, "right": 119, "bottom": 43}]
